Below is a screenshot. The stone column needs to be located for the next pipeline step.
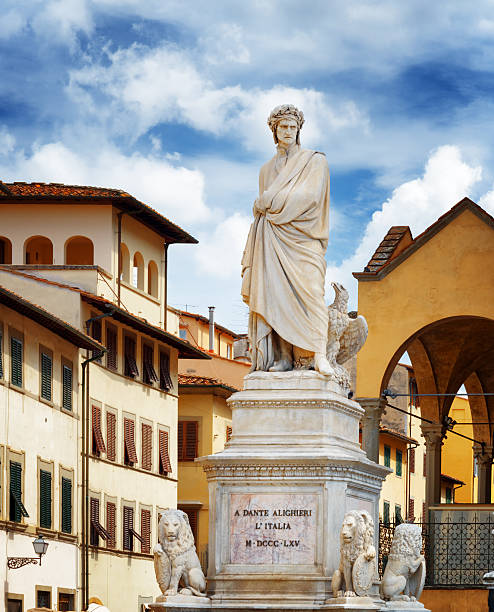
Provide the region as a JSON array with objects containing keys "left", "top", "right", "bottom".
[
  {"left": 421, "top": 423, "right": 444, "bottom": 512},
  {"left": 474, "top": 444, "right": 493, "bottom": 504},
  {"left": 358, "top": 397, "right": 386, "bottom": 463}
]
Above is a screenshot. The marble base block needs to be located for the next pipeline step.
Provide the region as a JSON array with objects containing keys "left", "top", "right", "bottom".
[
  {"left": 148, "top": 594, "right": 211, "bottom": 610},
  {"left": 381, "top": 602, "right": 429, "bottom": 611},
  {"left": 197, "top": 371, "right": 389, "bottom": 609},
  {"left": 324, "top": 596, "right": 380, "bottom": 610}
]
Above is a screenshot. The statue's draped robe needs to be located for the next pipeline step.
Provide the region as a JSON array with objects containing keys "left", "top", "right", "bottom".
[{"left": 241, "top": 145, "right": 330, "bottom": 371}]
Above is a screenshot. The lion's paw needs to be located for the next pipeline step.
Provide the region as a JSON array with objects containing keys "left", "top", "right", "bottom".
[{"left": 164, "top": 588, "right": 177, "bottom": 596}]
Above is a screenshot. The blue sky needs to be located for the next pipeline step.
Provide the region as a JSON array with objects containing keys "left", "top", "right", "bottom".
[{"left": 3, "top": 1, "right": 494, "bottom": 331}]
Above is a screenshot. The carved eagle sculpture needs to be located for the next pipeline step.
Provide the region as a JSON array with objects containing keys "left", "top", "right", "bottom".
[{"left": 326, "top": 282, "right": 368, "bottom": 377}]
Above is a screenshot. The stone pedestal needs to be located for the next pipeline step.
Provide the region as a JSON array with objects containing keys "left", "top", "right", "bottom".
[
  {"left": 381, "top": 603, "right": 429, "bottom": 611},
  {"left": 198, "top": 371, "right": 389, "bottom": 610}
]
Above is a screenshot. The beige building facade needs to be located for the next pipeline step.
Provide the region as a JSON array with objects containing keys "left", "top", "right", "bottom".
[{"left": 0, "top": 181, "right": 207, "bottom": 612}]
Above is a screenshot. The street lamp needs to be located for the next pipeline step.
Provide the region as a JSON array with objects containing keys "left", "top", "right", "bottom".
[{"left": 7, "top": 534, "right": 49, "bottom": 569}]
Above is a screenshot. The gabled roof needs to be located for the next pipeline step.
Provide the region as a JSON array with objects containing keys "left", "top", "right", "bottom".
[
  {"left": 354, "top": 198, "right": 494, "bottom": 281},
  {"left": 0, "top": 267, "right": 209, "bottom": 360},
  {"left": 0, "top": 284, "right": 103, "bottom": 351},
  {"left": 0, "top": 181, "right": 197, "bottom": 244}
]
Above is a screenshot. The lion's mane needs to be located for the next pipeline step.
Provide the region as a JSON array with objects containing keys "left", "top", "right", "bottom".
[
  {"left": 388, "top": 523, "right": 422, "bottom": 565},
  {"left": 340, "top": 510, "right": 373, "bottom": 563},
  {"left": 158, "top": 509, "right": 195, "bottom": 558}
]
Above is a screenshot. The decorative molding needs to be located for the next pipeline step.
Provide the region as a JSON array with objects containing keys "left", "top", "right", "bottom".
[{"left": 229, "top": 398, "right": 363, "bottom": 419}]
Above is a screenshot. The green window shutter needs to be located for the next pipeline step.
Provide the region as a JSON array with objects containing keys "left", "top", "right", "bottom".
[
  {"left": 384, "top": 445, "right": 391, "bottom": 468},
  {"left": 39, "top": 469, "right": 52, "bottom": 528},
  {"left": 383, "top": 501, "right": 390, "bottom": 526},
  {"left": 0, "top": 329, "right": 3, "bottom": 379},
  {"left": 9, "top": 461, "right": 28, "bottom": 521},
  {"left": 396, "top": 449, "right": 403, "bottom": 476},
  {"left": 61, "top": 477, "right": 72, "bottom": 533},
  {"left": 62, "top": 364, "right": 73, "bottom": 411},
  {"left": 40, "top": 352, "right": 52, "bottom": 401},
  {"left": 10, "top": 337, "right": 22, "bottom": 387}
]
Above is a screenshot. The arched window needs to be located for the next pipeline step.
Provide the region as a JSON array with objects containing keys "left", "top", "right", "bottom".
[
  {"left": 132, "top": 252, "right": 144, "bottom": 290},
  {"left": 0, "top": 237, "right": 12, "bottom": 264},
  {"left": 147, "top": 260, "right": 159, "bottom": 298},
  {"left": 25, "top": 236, "right": 53, "bottom": 264},
  {"left": 120, "top": 243, "right": 130, "bottom": 283},
  {"left": 65, "top": 236, "right": 94, "bottom": 265}
]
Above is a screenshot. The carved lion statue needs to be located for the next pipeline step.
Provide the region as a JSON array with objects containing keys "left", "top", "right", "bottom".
[
  {"left": 381, "top": 523, "right": 425, "bottom": 602},
  {"left": 153, "top": 509, "right": 207, "bottom": 598},
  {"left": 332, "top": 510, "right": 376, "bottom": 598}
]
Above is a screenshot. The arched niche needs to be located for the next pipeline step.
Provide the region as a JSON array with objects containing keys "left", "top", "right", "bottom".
[
  {"left": 147, "top": 260, "right": 159, "bottom": 298},
  {"left": 65, "top": 236, "right": 94, "bottom": 265},
  {"left": 120, "top": 243, "right": 130, "bottom": 283},
  {"left": 0, "top": 236, "right": 12, "bottom": 264},
  {"left": 25, "top": 236, "right": 53, "bottom": 264},
  {"left": 132, "top": 251, "right": 144, "bottom": 290}
]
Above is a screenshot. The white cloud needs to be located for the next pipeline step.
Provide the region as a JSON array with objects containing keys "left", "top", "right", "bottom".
[
  {"left": 194, "top": 212, "right": 251, "bottom": 279},
  {"left": 0, "top": 127, "right": 16, "bottom": 156},
  {"left": 68, "top": 43, "right": 369, "bottom": 154},
  {"left": 326, "top": 145, "right": 483, "bottom": 308},
  {"left": 0, "top": 141, "right": 211, "bottom": 225}
]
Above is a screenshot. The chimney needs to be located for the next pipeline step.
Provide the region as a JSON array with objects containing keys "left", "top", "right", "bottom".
[{"left": 208, "top": 306, "right": 215, "bottom": 352}]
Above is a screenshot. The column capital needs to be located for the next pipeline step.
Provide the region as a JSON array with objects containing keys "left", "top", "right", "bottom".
[
  {"left": 357, "top": 397, "right": 386, "bottom": 423},
  {"left": 421, "top": 423, "right": 444, "bottom": 449},
  {"left": 474, "top": 444, "right": 493, "bottom": 464}
]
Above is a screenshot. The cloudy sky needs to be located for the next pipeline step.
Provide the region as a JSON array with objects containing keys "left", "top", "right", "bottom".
[{"left": 3, "top": 1, "right": 494, "bottom": 331}]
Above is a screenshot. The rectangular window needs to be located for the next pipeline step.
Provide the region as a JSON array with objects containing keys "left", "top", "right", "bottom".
[
  {"left": 58, "top": 593, "right": 75, "bottom": 612},
  {"left": 159, "top": 351, "right": 173, "bottom": 391},
  {"left": 226, "top": 426, "right": 232, "bottom": 443},
  {"left": 142, "top": 343, "right": 158, "bottom": 385},
  {"left": 106, "top": 501, "right": 116, "bottom": 549},
  {"left": 40, "top": 351, "right": 53, "bottom": 401},
  {"left": 178, "top": 421, "right": 198, "bottom": 461},
  {"left": 408, "top": 497, "right": 415, "bottom": 521},
  {"left": 106, "top": 411, "right": 116, "bottom": 462},
  {"left": 179, "top": 328, "right": 187, "bottom": 340},
  {"left": 61, "top": 477, "right": 72, "bottom": 533},
  {"left": 445, "top": 487, "right": 452, "bottom": 504},
  {"left": 9, "top": 461, "right": 28, "bottom": 522},
  {"left": 141, "top": 508, "right": 151, "bottom": 554},
  {"left": 39, "top": 469, "right": 52, "bottom": 528},
  {"left": 106, "top": 325, "right": 118, "bottom": 371},
  {"left": 62, "top": 362, "right": 73, "bottom": 411},
  {"left": 383, "top": 445, "right": 391, "bottom": 468},
  {"left": 226, "top": 344, "right": 232, "bottom": 359},
  {"left": 37, "top": 590, "right": 51, "bottom": 609},
  {"left": 124, "top": 418, "right": 138, "bottom": 466},
  {"left": 10, "top": 336, "right": 23, "bottom": 388},
  {"left": 90, "top": 497, "right": 110, "bottom": 546},
  {"left": 395, "top": 504, "right": 402, "bottom": 524},
  {"left": 383, "top": 501, "right": 390, "bottom": 526},
  {"left": 158, "top": 429, "right": 172, "bottom": 475},
  {"left": 123, "top": 505, "right": 144, "bottom": 552},
  {"left": 141, "top": 423, "right": 152, "bottom": 471},
  {"left": 124, "top": 335, "right": 139, "bottom": 378},
  {"left": 409, "top": 447, "right": 415, "bottom": 473},
  {"left": 396, "top": 449, "right": 403, "bottom": 477},
  {"left": 92, "top": 405, "right": 106, "bottom": 456}
]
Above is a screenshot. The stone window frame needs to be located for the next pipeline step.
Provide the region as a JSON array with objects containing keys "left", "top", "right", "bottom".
[
  {"left": 37, "top": 457, "right": 54, "bottom": 531},
  {"left": 7, "top": 448, "right": 27, "bottom": 524},
  {"left": 35, "top": 585, "right": 52, "bottom": 609},
  {"left": 59, "top": 466, "right": 74, "bottom": 535},
  {"left": 57, "top": 587, "right": 76, "bottom": 611},
  {"left": 9, "top": 326, "right": 24, "bottom": 390},
  {"left": 39, "top": 344, "right": 54, "bottom": 405}
]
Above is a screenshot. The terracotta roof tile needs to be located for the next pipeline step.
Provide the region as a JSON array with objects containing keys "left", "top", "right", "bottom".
[
  {"left": 364, "top": 226, "right": 412, "bottom": 273},
  {"left": 0, "top": 180, "right": 197, "bottom": 244},
  {"left": 178, "top": 374, "right": 239, "bottom": 392}
]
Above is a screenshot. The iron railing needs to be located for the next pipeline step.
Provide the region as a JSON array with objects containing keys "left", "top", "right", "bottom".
[{"left": 379, "top": 515, "right": 494, "bottom": 587}]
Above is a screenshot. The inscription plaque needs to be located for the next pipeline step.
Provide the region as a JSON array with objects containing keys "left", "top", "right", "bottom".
[{"left": 230, "top": 493, "right": 317, "bottom": 565}]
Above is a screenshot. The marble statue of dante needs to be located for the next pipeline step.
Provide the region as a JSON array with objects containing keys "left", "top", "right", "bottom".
[{"left": 241, "top": 104, "right": 332, "bottom": 376}]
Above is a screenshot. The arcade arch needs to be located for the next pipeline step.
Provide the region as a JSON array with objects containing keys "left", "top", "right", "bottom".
[
  {"left": 65, "top": 236, "right": 94, "bottom": 265},
  {"left": 25, "top": 236, "right": 53, "bottom": 264}
]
